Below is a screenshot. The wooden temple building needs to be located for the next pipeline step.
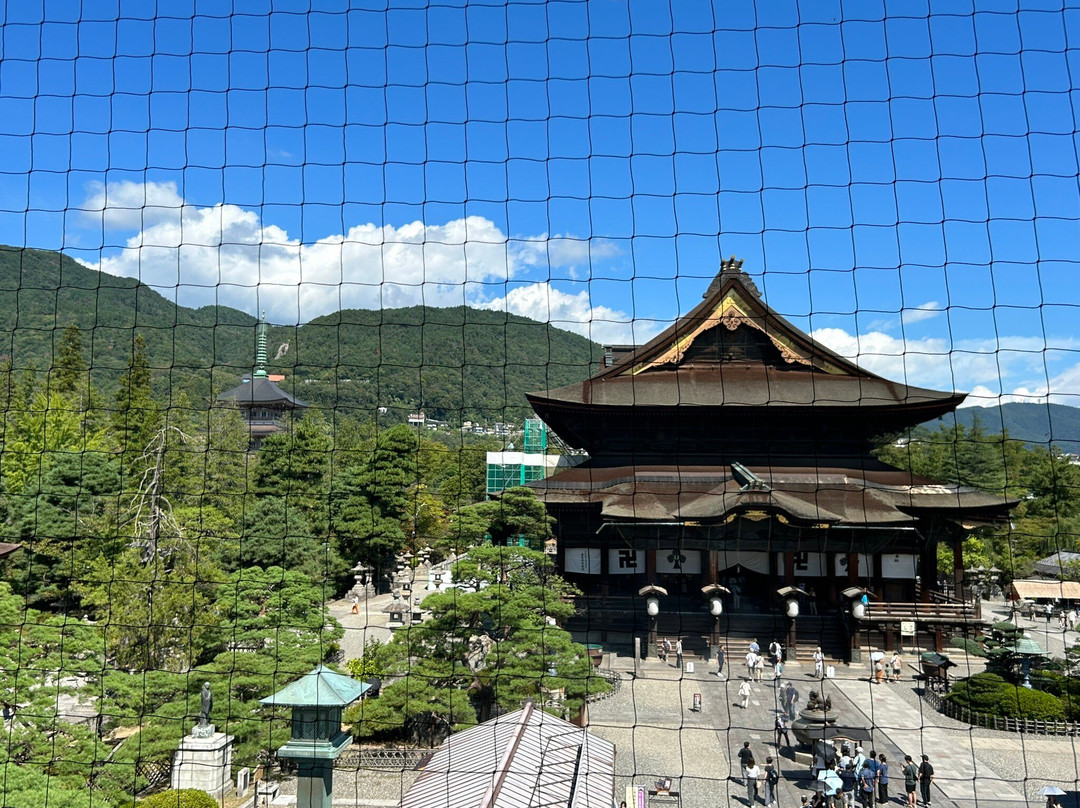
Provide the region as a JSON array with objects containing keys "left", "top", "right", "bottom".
[
  {"left": 216, "top": 315, "right": 307, "bottom": 449},
  {"left": 526, "top": 259, "right": 1015, "bottom": 658}
]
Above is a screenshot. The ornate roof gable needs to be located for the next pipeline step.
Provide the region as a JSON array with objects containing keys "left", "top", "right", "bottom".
[{"left": 601, "top": 256, "right": 867, "bottom": 379}]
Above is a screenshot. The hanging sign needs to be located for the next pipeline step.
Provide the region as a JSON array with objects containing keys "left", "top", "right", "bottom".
[
  {"left": 563, "top": 547, "right": 601, "bottom": 575},
  {"left": 834, "top": 553, "right": 873, "bottom": 578},
  {"left": 608, "top": 548, "right": 643, "bottom": 574},
  {"left": 881, "top": 554, "right": 919, "bottom": 579},
  {"left": 656, "top": 549, "right": 701, "bottom": 574},
  {"left": 777, "top": 551, "right": 824, "bottom": 577}
]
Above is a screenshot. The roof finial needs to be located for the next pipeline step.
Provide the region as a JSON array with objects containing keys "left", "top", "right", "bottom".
[
  {"left": 704, "top": 255, "right": 759, "bottom": 298},
  {"left": 253, "top": 310, "right": 268, "bottom": 378}
]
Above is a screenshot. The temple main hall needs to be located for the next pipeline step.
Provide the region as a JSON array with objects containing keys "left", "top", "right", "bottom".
[{"left": 526, "top": 259, "right": 1015, "bottom": 660}]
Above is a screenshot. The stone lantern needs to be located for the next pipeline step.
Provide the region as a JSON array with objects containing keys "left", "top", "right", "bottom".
[{"left": 259, "top": 666, "right": 369, "bottom": 808}]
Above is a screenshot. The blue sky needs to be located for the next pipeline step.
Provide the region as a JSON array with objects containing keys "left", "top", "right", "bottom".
[{"left": 1, "top": 0, "right": 1079, "bottom": 406}]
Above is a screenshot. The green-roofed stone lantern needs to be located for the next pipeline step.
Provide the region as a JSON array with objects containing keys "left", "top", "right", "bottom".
[
  {"left": 260, "top": 666, "right": 370, "bottom": 808},
  {"left": 1012, "top": 635, "right": 1048, "bottom": 689}
]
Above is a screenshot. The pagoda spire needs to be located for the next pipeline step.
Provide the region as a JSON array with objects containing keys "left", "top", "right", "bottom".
[{"left": 253, "top": 311, "right": 268, "bottom": 378}]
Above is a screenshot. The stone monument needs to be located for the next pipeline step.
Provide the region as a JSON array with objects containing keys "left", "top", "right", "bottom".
[{"left": 171, "top": 682, "right": 235, "bottom": 799}]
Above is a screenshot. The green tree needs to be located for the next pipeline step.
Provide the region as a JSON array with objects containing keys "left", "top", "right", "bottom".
[
  {"left": 357, "top": 546, "right": 607, "bottom": 741},
  {"left": 5, "top": 451, "right": 120, "bottom": 608},
  {"left": 232, "top": 496, "right": 345, "bottom": 584},
  {"left": 112, "top": 334, "right": 162, "bottom": 472},
  {"left": 448, "top": 486, "right": 554, "bottom": 551},
  {"left": 52, "top": 323, "right": 87, "bottom": 397},
  {"left": 211, "top": 565, "right": 343, "bottom": 666},
  {"left": 253, "top": 410, "right": 332, "bottom": 520},
  {"left": 79, "top": 542, "right": 223, "bottom": 671}
]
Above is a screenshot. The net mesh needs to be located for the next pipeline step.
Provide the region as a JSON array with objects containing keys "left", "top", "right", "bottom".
[{"left": 0, "top": 2, "right": 1078, "bottom": 807}]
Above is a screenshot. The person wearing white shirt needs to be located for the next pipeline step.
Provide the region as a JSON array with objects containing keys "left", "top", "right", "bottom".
[{"left": 813, "top": 647, "right": 825, "bottom": 678}]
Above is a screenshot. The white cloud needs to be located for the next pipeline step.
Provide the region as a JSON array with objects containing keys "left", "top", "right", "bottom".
[
  {"left": 963, "top": 363, "right": 1080, "bottom": 408},
  {"left": 77, "top": 182, "right": 622, "bottom": 328},
  {"left": 481, "top": 282, "right": 661, "bottom": 345},
  {"left": 901, "top": 301, "right": 942, "bottom": 325},
  {"left": 79, "top": 180, "right": 185, "bottom": 230},
  {"left": 810, "top": 326, "right": 1080, "bottom": 402}
]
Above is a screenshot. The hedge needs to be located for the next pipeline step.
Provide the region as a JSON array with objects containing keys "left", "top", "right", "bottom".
[{"left": 138, "top": 789, "right": 219, "bottom": 808}]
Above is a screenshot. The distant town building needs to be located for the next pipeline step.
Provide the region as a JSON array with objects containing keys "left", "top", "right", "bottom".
[
  {"left": 216, "top": 314, "right": 308, "bottom": 449},
  {"left": 1032, "top": 550, "right": 1080, "bottom": 579},
  {"left": 407, "top": 412, "right": 426, "bottom": 426},
  {"left": 486, "top": 418, "right": 564, "bottom": 495}
]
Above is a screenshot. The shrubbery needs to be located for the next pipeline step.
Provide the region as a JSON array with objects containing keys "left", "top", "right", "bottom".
[
  {"left": 946, "top": 672, "right": 1069, "bottom": 721},
  {"left": 139, "top": 789, "right": 218, "bottom": 808},
  {"left": 949, "top": 637, "right": 987, "bottom": 658}
]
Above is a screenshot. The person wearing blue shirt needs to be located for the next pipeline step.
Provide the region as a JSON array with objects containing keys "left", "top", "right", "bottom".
[
  {"left": 859, "top": 761, "right": 876, "bottom": 808},
  {"left": 877, "top": 755, "right": 890, "bottom": 804}
]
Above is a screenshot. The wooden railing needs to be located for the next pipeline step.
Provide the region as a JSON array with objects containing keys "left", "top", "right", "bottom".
[
  {"left": 923, "top": 687, "right": 1079, "bottom": 736},
  {"left": 863, "top": 601, "right": 982, "bottom": 622}
]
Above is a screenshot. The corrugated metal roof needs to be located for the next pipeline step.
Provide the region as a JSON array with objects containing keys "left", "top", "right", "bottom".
[{"left": 400, "top": 702, "right": 615, "bottom": 808}]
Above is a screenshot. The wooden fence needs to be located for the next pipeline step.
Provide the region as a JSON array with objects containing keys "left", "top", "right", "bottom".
[{"left": 923, "top": 687, "right": 1080, "bottom": 736}]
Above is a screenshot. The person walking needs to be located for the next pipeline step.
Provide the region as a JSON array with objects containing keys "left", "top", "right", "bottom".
[
  {"left": 890, "top": 652, "right": 902, "bottom": 683},
  {"left": 813, "top": 647, "right": 825, "bottom": 678},
  {"left": 755, "top": 654, "right": 766, "bottom": 682},
  {"left": 738, "top": 741, "right": 755, "bottom": 780},
  {"left": 717, "top": 645, "right": 727, "bottom": 679},
  {"left": 747, "top": 649, "right": 758, "bottom": 679},
  {"left": 788, "top": 685, "right": 800, "bottom": 721},
  {"left": 764, "top": 757, "right": 779, "bottom": 808},
  {"left": 874, "top": 659, "right": 886, "bottom": 685},
  {"left": 774, "top": 658, "right": 784, "bottom": 683},
  {"left": 675, "top": 638, "right": 684, "bottom": 670},
  {"left": 746, "top": 758, "right": 762, "bottom": 805},
  {"left": 917, "top": 755, "right": 934, "bottom": 807},
  {"left": 739, "top": 679, "right": 753, "bottom": 709},
  {"left": 775, "top": 713, "right": 792, "bottom": 748},
  {"left": 901, "top": 756, "right": 918, "bottom": 808}
]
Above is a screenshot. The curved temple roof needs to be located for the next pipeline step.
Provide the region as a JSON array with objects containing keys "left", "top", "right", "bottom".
[{"left": 529, "top": 258, "right": 963, "bottom": 416}]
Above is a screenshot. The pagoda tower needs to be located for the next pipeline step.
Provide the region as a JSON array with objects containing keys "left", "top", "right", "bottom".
[{"left": 216, "top": 314, "right": 308, "bottom": 449}]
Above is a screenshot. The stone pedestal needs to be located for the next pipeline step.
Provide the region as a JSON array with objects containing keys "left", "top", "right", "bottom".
[{"left": 171, "top": 728, "right": 235, "bottom": 799}]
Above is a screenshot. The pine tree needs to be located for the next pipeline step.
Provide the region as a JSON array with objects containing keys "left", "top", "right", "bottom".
[{"left": 52, "top": 324, "right": 86, "bottom": 397}]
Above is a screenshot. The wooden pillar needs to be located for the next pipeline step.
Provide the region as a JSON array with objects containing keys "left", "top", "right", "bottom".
[
  {"left": 953, "top": 537, "right": 965, "bottom": 601},
  {"left": 784, "top": 552, "right": 795, "bottom": 585},
  {"left": 848, "top": 552, "right": 859, "bottom": 583}
]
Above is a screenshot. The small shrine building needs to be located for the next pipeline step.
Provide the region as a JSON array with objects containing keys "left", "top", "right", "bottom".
[{"left": 526, "top": 259, "right": 1015, "bottom": 657}]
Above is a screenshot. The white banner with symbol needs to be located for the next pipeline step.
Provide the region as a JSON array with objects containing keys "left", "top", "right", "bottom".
[
  {"left": 608, "top": 548, "right": 643, "bottom": 574},
  {"left": 656, "top": 549, "right": 702, "bottom": 574},
  {"left": 777, "top": 551, "right": 825, "bottom": 577},
  {"left": 881, "top": 553, "right": 919, "bottom": 579},
  {"left": 563, "top": 547, "right": 601, "bottom": 575},
  {"left": 834, "top": 553, "right": 873, "bottom": 578}
]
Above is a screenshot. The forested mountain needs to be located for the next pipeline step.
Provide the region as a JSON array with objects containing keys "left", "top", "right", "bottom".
[
  {"left": 941, "top": 403, "right": 1080, "bottom": 454},
  {"left": 0, "top": 246, "right": 599, "bottom": 421}
]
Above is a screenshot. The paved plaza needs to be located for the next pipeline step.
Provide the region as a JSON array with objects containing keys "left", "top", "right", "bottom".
[{"left": 282, "top": 597, "right": 1080, "bottom": 808}]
